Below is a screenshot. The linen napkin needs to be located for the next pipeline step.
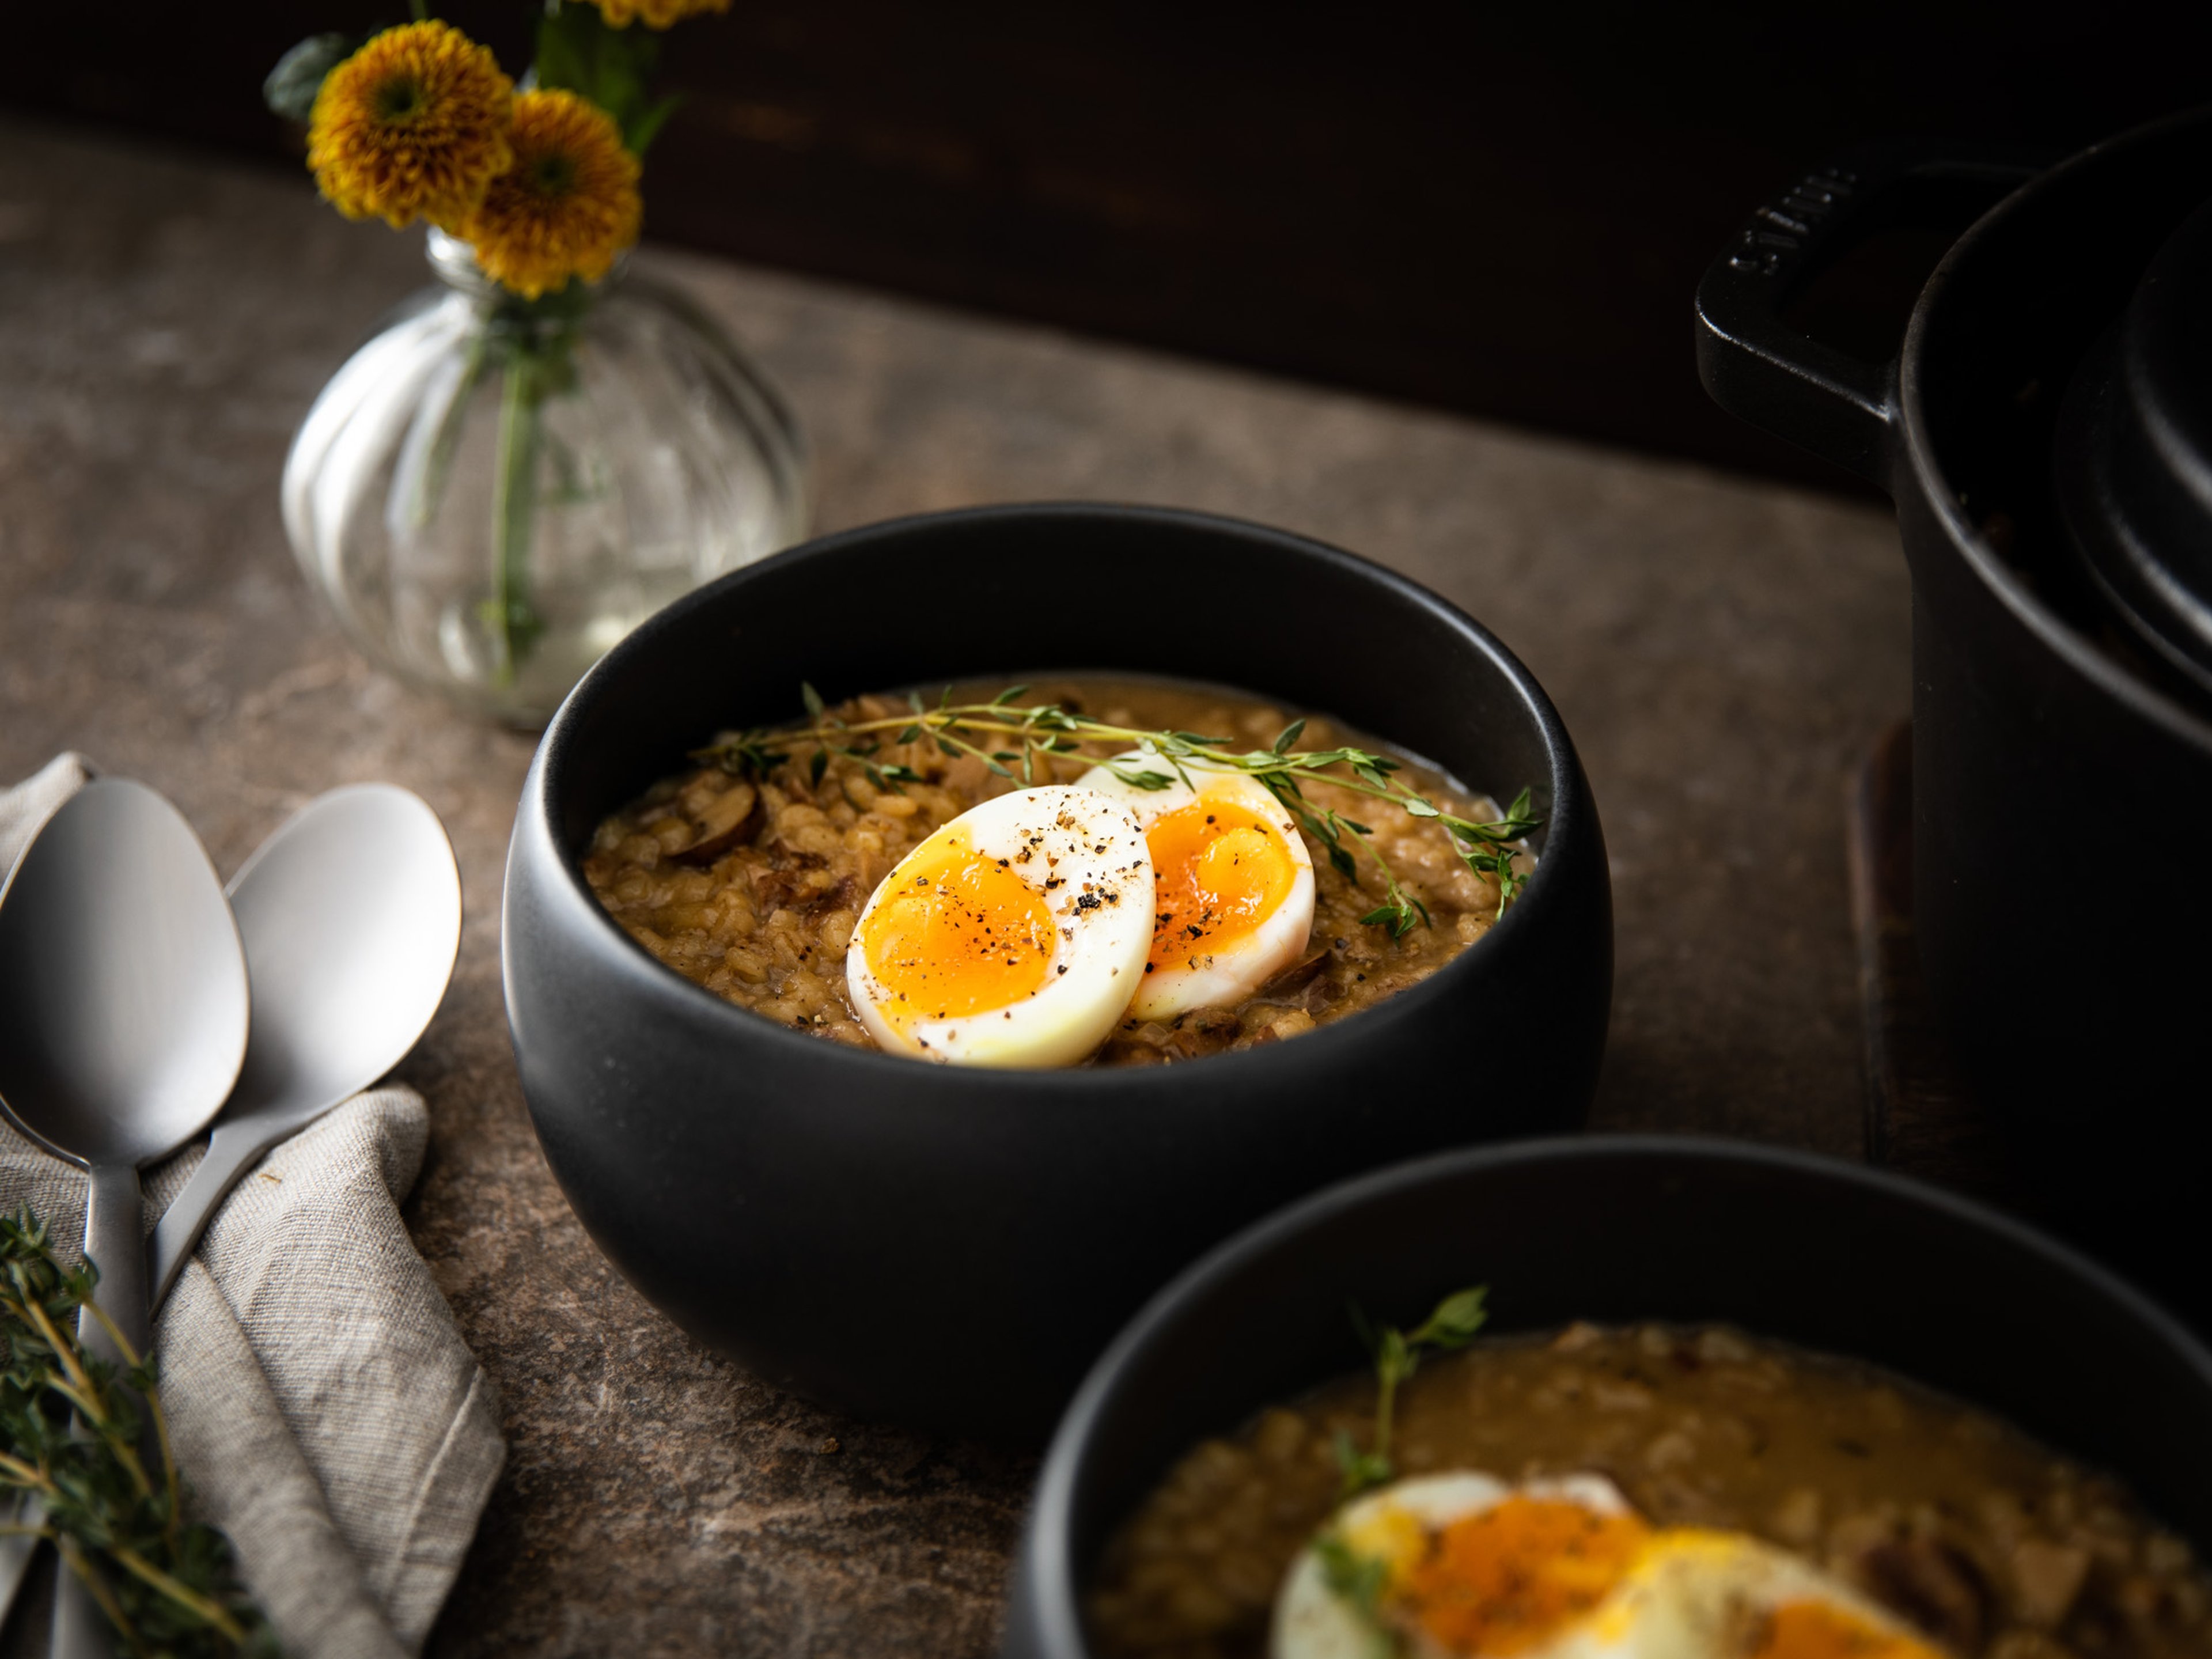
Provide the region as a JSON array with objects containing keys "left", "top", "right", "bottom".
[{"left": 0, "top": 755, "right": 504, "bottom": 1658}]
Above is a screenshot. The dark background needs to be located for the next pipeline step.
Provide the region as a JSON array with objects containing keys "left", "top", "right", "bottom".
[{"left": 9, "top": 2, "right": 2210, "bottom": 491}]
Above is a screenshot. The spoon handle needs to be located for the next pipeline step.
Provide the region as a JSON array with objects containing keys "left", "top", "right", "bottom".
[
  {"left": 52, "top": 1162, "right": 150, "bottom": 1659},
  {"left": 81, "top": 1162, "right": 149, "bottom": 1366},
  {"left": 147, "top": 1113, "right": 325, "bottom": 1313},
  {"left": 0, "top": 1495, "right": 38, "bottom": 1623}
]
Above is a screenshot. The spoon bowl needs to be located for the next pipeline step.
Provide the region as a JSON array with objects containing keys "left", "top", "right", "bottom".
[{"left": 0, "top": 778, "right": 249, "bottom": 1185}]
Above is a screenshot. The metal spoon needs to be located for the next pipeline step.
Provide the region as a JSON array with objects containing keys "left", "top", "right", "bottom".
[
  {"left": 146, "top": 783, "right": 461, "bottom": 1309},
  {"left": 0, "top": 778, "right": 249, "bottom": 1657}
]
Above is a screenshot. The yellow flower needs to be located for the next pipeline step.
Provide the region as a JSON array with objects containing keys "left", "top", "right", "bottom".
[
  {"left": 307, "top": 22, "right": 515, "bottom": 230},
  {"left": 575, "top": 0, "right": 731, "bottom": 28},
  {"left": 461, "top": 90, "right": 643, "bottom": 300}
]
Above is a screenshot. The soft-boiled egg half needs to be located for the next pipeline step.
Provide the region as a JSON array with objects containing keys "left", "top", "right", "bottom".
[
  {"left": 845, "top": 785, "right": 1152, "bottom": 1067},
  {"left": 1077, "top": 754, "right": 1316, "bottom": 1021},
  {"left": 1274, "top": 1471, "right": 1945, "bottom": 1659}
]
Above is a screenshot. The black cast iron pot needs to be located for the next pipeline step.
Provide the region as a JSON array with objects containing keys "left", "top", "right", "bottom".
[
  {"left": 502, "top": 503, "right": 1612, "bottom": 1444},
  {"left": 1006, "top": 1135, "right": 2212, "bottom": 1658},
  {"left": 1695, "top": 112, "right": 2212, "bottom": 1225}
]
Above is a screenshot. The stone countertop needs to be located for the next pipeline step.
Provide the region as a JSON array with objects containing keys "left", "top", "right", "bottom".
[{"left": 0, "top": 117, "right": 1906, "bottom": 1654}]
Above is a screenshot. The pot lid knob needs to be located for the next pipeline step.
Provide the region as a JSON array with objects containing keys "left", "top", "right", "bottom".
[{"left": 2058, "top": 195, "right": 2212, "bottom": 691}]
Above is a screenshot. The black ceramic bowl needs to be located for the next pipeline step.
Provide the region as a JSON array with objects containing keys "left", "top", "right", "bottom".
[
  {"left": 502, "top": 504, "right": 1611, "bottom": 1443},
  {"left": 1005, "top": 1134, "right": 2212, "bottom": 1657}
]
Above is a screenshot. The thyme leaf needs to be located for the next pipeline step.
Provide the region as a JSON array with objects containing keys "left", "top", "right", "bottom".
[{"left": 1312, "top": 1525, "right": 1396, "bottom": 1657}]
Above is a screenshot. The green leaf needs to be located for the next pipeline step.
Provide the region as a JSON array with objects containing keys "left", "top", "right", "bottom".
[
  {"left": 936, "top": 737, "right": 961, "bottom": 757},
  {"left": 808, "top": 748, "right": 828, "bottom": 786},
  {"left": 263, "top": 33, "right": 353, "bottom": 123},
  {"left": 1330, "top": 846, "right": 1358, "bottom": 881},
  {"left": 1108, "top": 764, "right": 1177, "bottom": 791},
  {"left": 626, "top": 91, "right": 684, "bottom": 156},
  {"left": 801, "top": 681, "right": 826, "bottom": 719},
  {"left": 991, "top": 684, "right": 1031, "bottom": 705},
  {"left": 1408, "top": 1285, "right": 1489, "bottom": 1350},
  {"left": 1403, "top": 797, "right": 1441, "bottom": 819},
  {"left": 1313, "top": 1525, "right": 1391, "bottom": 1611},
  {"left": 896, "top": 724, "right": 922, "bottom": 744},
  {"left": 1272, "top": 718, "right": 1307, "bottom": 755}
]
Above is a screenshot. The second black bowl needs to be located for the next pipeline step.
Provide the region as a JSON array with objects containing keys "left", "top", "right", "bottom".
[
  {"left": 503, "top": 504, "right": 1611, "bottom": 1442},
  {"left": 1008, "top": 1136, "right": 2212, "bottom": 1655}
]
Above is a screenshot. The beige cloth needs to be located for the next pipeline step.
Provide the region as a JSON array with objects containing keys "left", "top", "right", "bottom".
[{"left": 0, "top": 755, "right": 503, "bottom": 1657}]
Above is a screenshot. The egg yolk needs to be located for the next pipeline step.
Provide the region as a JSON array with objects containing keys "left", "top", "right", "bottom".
[
  {"left": 858, "top": 831, "right": 1056, "bottom": 1027},
  {"left": 1145, "top": 796, "right": 1298, "bottom": 970},
  {"left": 1396, "top": 1497, "right": 1651, "bottom": 1656},
  {"left": 1751, "top": 1601, "right": 1942, "bottom": 1659}
]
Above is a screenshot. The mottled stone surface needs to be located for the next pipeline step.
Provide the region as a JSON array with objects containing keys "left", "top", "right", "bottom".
[{"left": 0, "top": 117, "right": 1907, "bottom": 1653}]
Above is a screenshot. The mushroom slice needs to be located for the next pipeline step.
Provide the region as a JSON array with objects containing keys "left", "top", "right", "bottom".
[{"left": 671, "top": 781, "right": 761, "bottom": 866}]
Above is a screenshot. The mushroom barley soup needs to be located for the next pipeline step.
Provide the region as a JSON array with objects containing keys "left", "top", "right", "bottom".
[
  {"left": 585, "top": 677, "right": 1525, "bottom": 1067},
  {"left": 1089, "top": 1323, "right": 2212, "bottom": 1659}
]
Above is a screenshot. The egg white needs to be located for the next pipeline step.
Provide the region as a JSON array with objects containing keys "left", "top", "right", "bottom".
[
  {"left": 1075, "top": 753, "right": 1316, "bottom": 1020},
  {"left": 845, "top": 785, "right": 1152, "bottom": 1067},
  {"left": 1274, "top": 1473, "right": 1632, "bottom": 1659},
  {"left": 1273, "top": 1471, "right": 1938, "bottom": 1659}
]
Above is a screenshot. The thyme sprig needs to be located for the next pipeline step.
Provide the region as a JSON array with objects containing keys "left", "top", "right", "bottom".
[
  {"left": 695, "top": 686, "right": 1541, "bottom": 934},
  {"left": 1332, "top": 1285, "right": 1489, "bottom": 1502},
  {"left": 0, "top": 1208, "right": 273, "bottom": 1658}
]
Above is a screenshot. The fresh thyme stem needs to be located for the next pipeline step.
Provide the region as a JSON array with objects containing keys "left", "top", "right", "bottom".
[
  {"left": 1334, "top": 1285, "right": 1489, "bottom": 1501},
  {"left": 698, "top": 688, "right": 1543, "bottom": 937},
  {"left": 0, "top": 1208, "right": 272, "bottom": 1656},
  {"left": 488, "top": 342, "right": 546, "bottom": 687}
]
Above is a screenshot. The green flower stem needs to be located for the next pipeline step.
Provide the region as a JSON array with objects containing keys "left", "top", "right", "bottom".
[
  {"left": 407, "top": 327, "right": 489, "bottom": 536},
  {"left": 489, "top": 343, "right": 547, "bottom": 683}
]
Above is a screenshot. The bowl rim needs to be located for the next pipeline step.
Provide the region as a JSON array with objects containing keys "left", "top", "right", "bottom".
[
  {"left": 525, "top": 500, "right": 1599, "bottom": 1092},
  {"left": 1016, "top": 1131, "right": 2212, "bottom": 1656}
]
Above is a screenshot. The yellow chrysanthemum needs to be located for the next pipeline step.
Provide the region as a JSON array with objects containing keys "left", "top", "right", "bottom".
[
  {"left": 307, "top": 22, "right": 515, "bottom": 230},
  {"left": 461, "top": 90, "right": 643, "bottom": 300},
  {"left": 575, "top": 0, "right": 731, "bottom": 28}
]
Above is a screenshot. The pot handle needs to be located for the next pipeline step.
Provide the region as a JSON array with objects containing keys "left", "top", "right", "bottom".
[{"left": 1694, "top": 149, "right": 2041, "bottom": 494}]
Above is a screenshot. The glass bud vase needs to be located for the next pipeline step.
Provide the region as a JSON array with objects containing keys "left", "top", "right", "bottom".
[{"left": 282, "top": 230, "right": 808, "bottom": 724}]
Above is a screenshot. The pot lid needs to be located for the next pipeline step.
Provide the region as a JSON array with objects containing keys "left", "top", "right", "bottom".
[{"left": 2058, "top": 194, "right": 2212, "bottom": 693}]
